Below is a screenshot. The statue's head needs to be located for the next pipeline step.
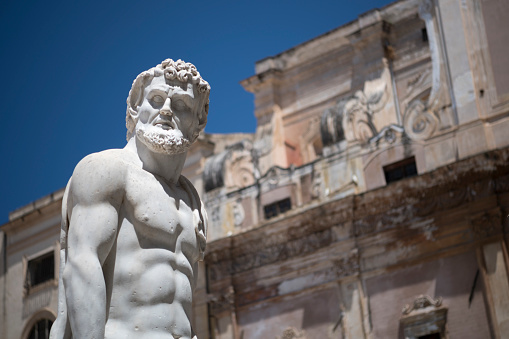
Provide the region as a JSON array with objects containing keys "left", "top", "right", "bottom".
[{"left": 126, "top": 59, "right": 210, "bottom": 154}]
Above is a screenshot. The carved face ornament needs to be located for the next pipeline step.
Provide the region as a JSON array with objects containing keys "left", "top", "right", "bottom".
[{"left": 135, "top": 75, "right": 200, "bottom": 155}]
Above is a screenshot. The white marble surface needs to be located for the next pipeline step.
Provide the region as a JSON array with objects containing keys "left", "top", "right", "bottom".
[{"left": 50, "top": 59, "right": 210, "bottom": 339}]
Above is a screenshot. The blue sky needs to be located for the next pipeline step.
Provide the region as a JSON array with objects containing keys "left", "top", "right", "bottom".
[{"left": 0, "top": 0, "right": 394, "bottom": 224}]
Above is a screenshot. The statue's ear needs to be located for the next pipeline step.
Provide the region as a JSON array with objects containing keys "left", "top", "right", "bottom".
[
  {"left": 128, "top": 71, "right": 153, "bottom": 118},
  {"left": 128, "top": 106, "right": 138, "bottom": 119},
  {"left": 194, "top": 121, "right": 207, "bottom": 140},
  {"left": 189, "top": 107, "right": 207, "bottom": 142},
  {"left": 128, "top": 88, "right": 142, "bottom": 119}
]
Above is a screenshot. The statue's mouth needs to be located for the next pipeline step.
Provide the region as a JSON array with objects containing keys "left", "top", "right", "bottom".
[{"left": 154, "top": 118, "right": 175, "bottom": 130}]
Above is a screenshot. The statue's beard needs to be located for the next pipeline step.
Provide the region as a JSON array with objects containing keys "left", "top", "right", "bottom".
[{"left": 136, "top": 125, "right": 191, "bottom": 155}]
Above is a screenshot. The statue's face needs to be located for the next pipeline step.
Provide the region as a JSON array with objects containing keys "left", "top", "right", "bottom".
[{"left": 135, "top": 75, "right": 200, "bottom": 154}]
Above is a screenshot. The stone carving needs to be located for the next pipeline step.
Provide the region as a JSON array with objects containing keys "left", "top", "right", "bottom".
[
  {"left": 311, "top": 171, "right": 323, "bottom": 199},
  {"left": 369, "top": 124, "right": 405, "bottom": 145},
  {"left": 232, "top": 200, "right": 245, "bottom": 226},
  {"left": 401, "top": 69, "right": 432, "bottom": 107},
  {"left": 406, "top": 70, "right": 431, "bottom": 91},
  {"left": 321, "top": 65, "right": 401, "bottom": 148},
  {"left": 203, "top": 140, "right": 255, "bottom": 192},
  {"left": 400, "top": 0, "right": 456, "bottom": 142},
  {"left": 403, "top": 100, "right": 438, "bottom": 140},
  {"left": 224, "top": 142, "right": 256, "bottom": 190},
  {"left": 210, "top": 205, "right": 221, "bottom": 226},
  {"left": 343, "top": 90, "right": 384, "bottom": 144},
  {"left": 402, "top": 295, "right": 442, "bottom": 315},
  {"left": 266, "top": 167, "right": 281, "bottom": 187},
  {"left": 298, "top": 117, "right": 322, "bottom": 162},
  {"left": 203, "top": 150, "right": 229, "bottom": 191},
  {"left": 321, "top": 105, "right": 345, "bottom": 147},
  {"left": 50, "top": 59, "right": 210, "bottom": 339},
  {"left": 401, "top": 294, "right": 448, "bottom": 339}
]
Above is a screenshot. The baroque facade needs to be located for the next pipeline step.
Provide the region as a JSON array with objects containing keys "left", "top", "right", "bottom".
[{"left": 2, "top": 0, "right": 509, "bottom": 338}]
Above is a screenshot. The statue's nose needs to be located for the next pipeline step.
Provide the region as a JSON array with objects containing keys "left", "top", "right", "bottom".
[{"left": 160, "top": 97, "right": 173, "bottom": 116}]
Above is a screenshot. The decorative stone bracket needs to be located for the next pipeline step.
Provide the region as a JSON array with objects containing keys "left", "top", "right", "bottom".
[
  {"left": 402, "top": 295, "right": 442, "bottom": 315},
  {"left": 401, "top": 295, "right": 448, "bottom": 339}
]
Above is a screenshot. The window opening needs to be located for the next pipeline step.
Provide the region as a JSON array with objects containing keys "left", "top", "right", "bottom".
[
  {"left": 419, "top": 334, "right": 441, "bottom": 339},
  {"left": 384, "top": 157, "right": 417, "bottom": 184},
  {"left": 26, "top": 252, "right": 54, "bottom": 289},
  {"left": 264, "top": 198, "right": 292, "bottom": 219},
  {"left": 28, "top": 319, "right": 53, "bottom": 339},
  {"left": 422, "top": 28, "right": 428, "bottom": 42}
]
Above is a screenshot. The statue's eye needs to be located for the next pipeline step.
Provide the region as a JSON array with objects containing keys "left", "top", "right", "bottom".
[
  {"left": 152, "top": 95, "right": 164, "bottom": 104},
  {"left": 173, "top": 100, "right": 188, "bottom": 111}
]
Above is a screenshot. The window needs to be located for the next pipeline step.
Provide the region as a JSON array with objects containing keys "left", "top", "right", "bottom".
[
  {"left": 28, "top": 319, "right": 53, "bottom": 339},
  {"left": 383, "top": 157, "right": 417, "bottom": 184},
  {"left": 422, "top": 28, "right": 429, "bottom": 42},
  {"left": 419, "top": 334, "right": 441, "bottom": 339},
  {"left": 264, "top": 198, "right": 292, "bottom": 219},
  {"left": 26, "top": 251, "right": 54, "bottom": 290}
]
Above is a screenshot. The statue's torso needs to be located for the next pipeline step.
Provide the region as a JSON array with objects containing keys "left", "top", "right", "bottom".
[{"left": 103, "top": 165, "right": 199, "bottom": 339}]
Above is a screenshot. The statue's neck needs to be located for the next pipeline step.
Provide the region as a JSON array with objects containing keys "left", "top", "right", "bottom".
[{"left": 125, "top": 137, "right": 187, "bottom": 184}]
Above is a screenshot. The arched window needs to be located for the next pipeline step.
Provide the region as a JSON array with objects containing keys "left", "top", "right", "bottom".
[{"left": 27, "top": 318, "right": 53, "bottom": 339}]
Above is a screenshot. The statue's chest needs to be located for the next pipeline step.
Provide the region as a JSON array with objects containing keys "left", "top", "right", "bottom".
[{"left": 124, "top": 173, "right": 197, "bottom": 251}]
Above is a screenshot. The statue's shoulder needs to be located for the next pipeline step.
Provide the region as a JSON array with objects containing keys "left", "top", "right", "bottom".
[
  {"left": 70, "top": 149, "right": 133, "bottom": 203},
  {"left": 74, "top": 148, "right": 133, "bottom": 175}
]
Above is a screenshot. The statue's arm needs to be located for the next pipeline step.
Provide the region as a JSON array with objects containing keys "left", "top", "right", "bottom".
[{"left": 62, "top": 154, "right": 124, "bottom": 338}]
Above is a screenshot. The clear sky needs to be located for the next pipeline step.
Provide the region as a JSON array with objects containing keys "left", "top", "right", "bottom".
[{"left": 0, "top": 0, "right": 394, "bottom": 224}]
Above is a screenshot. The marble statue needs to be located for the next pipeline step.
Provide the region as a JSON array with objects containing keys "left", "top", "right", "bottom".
[{"left": 50, "top": 59, "right": 210, "bottom": 339}]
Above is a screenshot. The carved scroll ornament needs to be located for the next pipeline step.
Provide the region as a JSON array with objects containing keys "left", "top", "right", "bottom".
[
  {"left": 321, "top": 88, "right": 388, "bottom": 147},
  {"left": 402, "top": 295, "right": 442, "bottom": 315},
  {"left": 403, "top": 100, "right": 439, "bottom": 141},
  {"left": 203, "top": 140, "right": 255, "bottom": 192}
]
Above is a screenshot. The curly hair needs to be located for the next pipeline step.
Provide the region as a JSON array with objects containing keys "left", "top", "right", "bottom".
[{"left": 126, "top": 59, "right": 211, "bottom": 141}]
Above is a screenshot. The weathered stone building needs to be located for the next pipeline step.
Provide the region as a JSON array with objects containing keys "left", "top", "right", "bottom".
[{"left": 1, "top": 0, "right": 509, "bottom": 338}]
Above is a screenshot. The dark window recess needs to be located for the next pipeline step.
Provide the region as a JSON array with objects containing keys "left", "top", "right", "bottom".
[
  {"left": 384, "top": 157, "right": 417, "bottom": 184},
  {"left": 422, "top": 28, "right": 428, "bottom": 42},
  {"left": 418, "top": 334, "right": 441, "bottom": 339},
  {"left": 382, "top": 20, "right": 391, "bottom": 34},
  {"left": 28, "top": 319, "right": 53, "bottom": 339},
  {"left": 27, "top": 252, "right": 54, "bottom": 289},
  {"left": 264, "top": 198, "right": 292, "bottom": 219}
]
